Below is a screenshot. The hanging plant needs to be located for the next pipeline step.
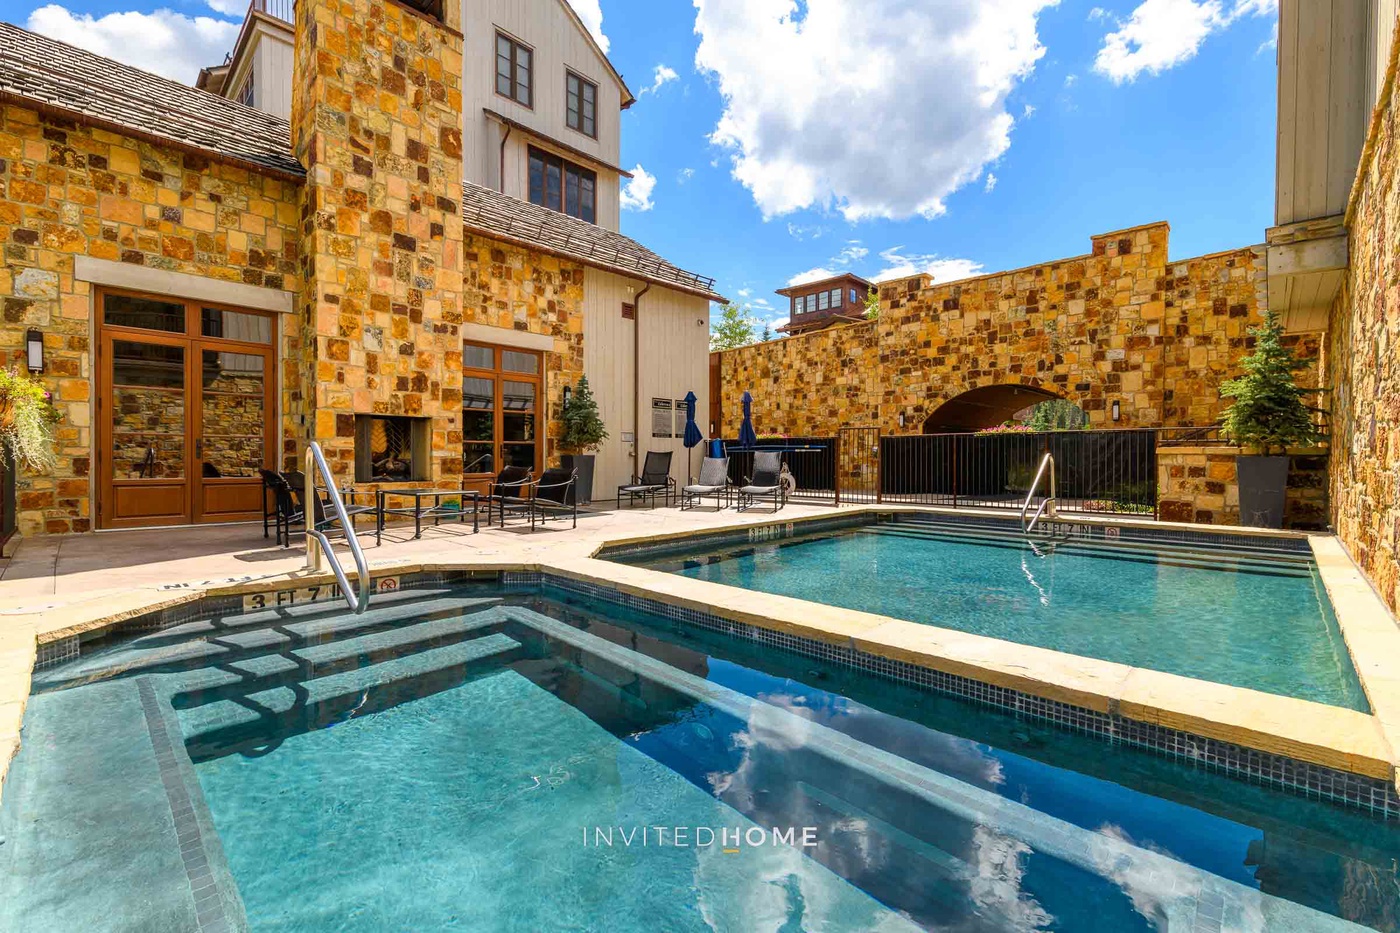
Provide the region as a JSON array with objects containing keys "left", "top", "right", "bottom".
[{"left": 0, "top": 368, "right": 61, "bottom": 471}]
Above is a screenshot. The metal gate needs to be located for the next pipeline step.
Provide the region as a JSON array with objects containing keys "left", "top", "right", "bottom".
[{"left": 835, "top": 426, "right": 881, "bottom": 505}]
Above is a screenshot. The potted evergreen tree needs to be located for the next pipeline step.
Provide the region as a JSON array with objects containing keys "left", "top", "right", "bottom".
[
  {"left": 1219, "top": 311, "right": 1318, "bottom": 528},
  {"left": 559, "top": 375, "right": 607, "bottom": 504}
]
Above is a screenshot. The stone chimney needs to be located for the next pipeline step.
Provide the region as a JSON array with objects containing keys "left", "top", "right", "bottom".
[{"left": 290, "top": 0, "right": 465, "bottom": 484}]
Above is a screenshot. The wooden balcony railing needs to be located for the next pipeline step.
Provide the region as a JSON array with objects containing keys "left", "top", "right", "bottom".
[{"left": 249, "top": 0, "right": 294, "bottom": 23}]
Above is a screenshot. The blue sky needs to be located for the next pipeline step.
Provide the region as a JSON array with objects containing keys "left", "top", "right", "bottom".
[{"left": 15, "top": 0, "right": 1281, "bottom": 331}]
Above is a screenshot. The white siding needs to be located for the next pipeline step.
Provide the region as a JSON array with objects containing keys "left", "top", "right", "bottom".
[
  {"left": 581, "top": 270, "right": 711, "bottom": 495},
  {"left": 1366, "top": 0, "right": 1399, "bottom": 120},
  {"left": 461, "top": 0, "right": 626, "bottom": 231},
  {"left": 254, "top": 29, "right": 294, "bottom": 120}
]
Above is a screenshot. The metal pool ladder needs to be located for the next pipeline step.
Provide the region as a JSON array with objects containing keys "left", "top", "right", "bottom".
[
  {"left": 1020, "top": 451, "right": 1058, "bottom": 534},
  {"left": 304, "top": 441, "right": 371, "bottom": 614}
]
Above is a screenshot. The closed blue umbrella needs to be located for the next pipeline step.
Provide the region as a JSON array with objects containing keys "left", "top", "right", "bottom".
[
  {"left": 738, "top": 391, "right": 758, "bottom": 449},
  {"left": 682, "top": 391, "right": 704, "bottom": 483}
]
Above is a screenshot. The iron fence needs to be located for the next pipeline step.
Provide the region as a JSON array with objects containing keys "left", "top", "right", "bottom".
[{"left": 718, "top": 437, "right": 836, "bottom": 503}]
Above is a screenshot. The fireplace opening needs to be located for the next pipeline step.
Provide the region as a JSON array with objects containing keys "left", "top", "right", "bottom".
[{"left": 354, "top": 415, "right": 430, "bottom": 483}]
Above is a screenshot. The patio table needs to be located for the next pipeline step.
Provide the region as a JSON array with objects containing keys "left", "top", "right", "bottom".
[{"left": 376, "top": 488, "right": 481, "bottom": 539}]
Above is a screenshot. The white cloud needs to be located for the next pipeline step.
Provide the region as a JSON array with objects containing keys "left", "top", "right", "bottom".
[
  {"left": 204, "top": 0, "right": 245, "bottom": 14},
  {"left": 1022, "top": 103, "right": 1036, "bottom": 117},
  {"left": 736, "top": 287, "right": 752, "bottom": 298},
  {"left": 694, "top": 0, "right": 1055, "bottom": 222},
  {"left": 833, "top": 241, "right": 868, "bottom": 265},
  {"left": 785, "top": 222, "right": 826, "bottom": 240},
  {"left": 677, "top": 167, "right": 696, "bottom": 183},
  {"left": 1088, "top": 6, "right": 1111, "bottom": 20},
  {"left": 984, "top": 172, "right": 998, "bottom": 193},
  {"left": 1063, "top": 73, "right": 1078, "bottom": 87},
  {"left": 787, "top": 267, "right": 838, "bottom": 286},
  {"left": 641, "top": 64, "right": 680, "bottom": 95},
  {"left": 1092, "top": 0, "right": 1276, "bottom": 83},
  {"left": 1258, "top": 21, "right": 1278, "bottom": 54},
  {"left": 566, "top": 0, "right": 610, "bottom": 53},
  {"left": 25, "top": 5, "right": 240, "bottom": 84},
  {"left": 872, "top": 246, "right": 984, "bottom": 283},
  {"left": 620, "top": 164, "right": 656, "bottom": 212}
]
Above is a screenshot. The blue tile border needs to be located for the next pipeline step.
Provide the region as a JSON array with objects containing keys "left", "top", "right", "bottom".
[{"left": 539, "top": 572, "right": 1400, "bottom": 819}]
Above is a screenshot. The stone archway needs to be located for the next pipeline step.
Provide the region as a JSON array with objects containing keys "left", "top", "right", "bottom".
[{"left": 921, "top": 384, "right": 1061, "bottom": 433}]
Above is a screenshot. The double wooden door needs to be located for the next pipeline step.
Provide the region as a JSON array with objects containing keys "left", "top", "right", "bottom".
[{"left": 96, "top": 288, "right": 277, "bottom": 529}]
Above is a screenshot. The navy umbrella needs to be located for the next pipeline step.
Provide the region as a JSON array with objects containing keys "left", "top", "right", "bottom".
[
  {"left": 682, "top": 391, "right": 704, "bottom": 483},
  {"left": 738, "top": 391, "right": 758, "bottom": 449}
]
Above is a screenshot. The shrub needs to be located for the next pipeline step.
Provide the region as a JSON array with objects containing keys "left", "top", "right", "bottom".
[{"left": 1219, "top": 311, "right": 1318, "bottom": 455}]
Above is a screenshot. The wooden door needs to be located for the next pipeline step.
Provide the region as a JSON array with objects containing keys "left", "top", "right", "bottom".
[
  {"left": 97, "top": 288, "right": 276, "bottom": 529},
  {"left": 461, "top": 342, "right": 543, "bottom": 496}
]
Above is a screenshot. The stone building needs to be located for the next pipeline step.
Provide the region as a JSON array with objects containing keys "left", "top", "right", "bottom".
[
  {"left": 0, "top": 0, "right": 720, "bottom": 537},
  {"left": 775, "top": 273, "right": 873, "bottom": 336}
]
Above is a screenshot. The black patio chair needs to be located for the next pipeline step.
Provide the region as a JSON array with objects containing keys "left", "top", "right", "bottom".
[
  {"left": 618, "top": 450, "right": 675, "bottom": 509},
  {"left": 259, "top": 468, "right": 302, "bottom": 546},
  {"left": 680, "top": 456, "right": 731, "bottom": 511},
  {"left": 737, "top": 450, "right": 786, "bottom": 513},
  {"left": 499, "top": 468, "right": 577, "bottom": 531},
  {"left": 283, "top": 470, "right": 380, "bottom": 546},
  {"left": 485, "top": 465, "right": 533, "bottom": 526}
]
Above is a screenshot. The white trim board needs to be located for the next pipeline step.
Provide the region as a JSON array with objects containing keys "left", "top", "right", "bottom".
[
  {"left": 460, "top": 322, "right": 556, "bottom": 353},
  {"left": 74, "top": 256, "right": 295, "bottom": 315}
]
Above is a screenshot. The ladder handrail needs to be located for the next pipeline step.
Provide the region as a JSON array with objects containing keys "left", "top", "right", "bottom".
[
  {"left": 304, "top": 441, "right": 371, "bottom": 614},
  {"left": 1020, "top": 451, "right": 1057, "bottom": 533}
]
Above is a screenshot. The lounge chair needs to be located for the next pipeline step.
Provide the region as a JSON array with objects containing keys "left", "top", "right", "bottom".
[
  {"left": 283, "top": 470, "right": 380, "bottom": 545},
  {"left": 680, "top": 456, "right": 731, "bottom": 511},
  {"left": 485, "top": 465, "right": 533, "bottom": 526},
  {"left": 260, "top": 468, "right": 303, "bottom": 546},
  {"left": 500, "top": 468, "right": 578, "bottom": 531},
  {"left": 618, "top": 450, "right": 675, "bottom": 508},
  {"left": 736, "top": 450, "right": 786, "bottom": 513}
]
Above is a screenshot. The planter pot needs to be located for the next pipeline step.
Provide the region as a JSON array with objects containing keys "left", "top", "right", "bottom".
[
  {"left": 561, "top": 453, "right": 595, "bottom": 505},
  {"left": 1237, "top": 454, "right": 1289, "bottom": 529}
]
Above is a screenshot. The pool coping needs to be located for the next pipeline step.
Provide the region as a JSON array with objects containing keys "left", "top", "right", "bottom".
[{"left": 3, "top": 506, "right": 1398, "bottom": 817}]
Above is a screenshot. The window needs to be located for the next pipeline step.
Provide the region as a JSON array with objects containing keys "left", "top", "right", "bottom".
[
  {"left": 791, "top": 297, "right": 800, "bottom": 315},
  {"left": 235, "top": 71, "right": 254, "bottom": 108},
  {"left": 830, "top": 288, "right": 842, "bottom": 307},
  {"left": 495, "top": 32, "right": 532, "bottom": 107},
  {"left": 818, "top": 291, "right": 829, "bottom": 311},
  {"left": 850, "top": 288, "right": 858, "bottom": 304},
  {"left": 462, "top": 342, "right": 543, "bottom": 475},
  {"left": 805, "top": 295, "right": 816, "bottom": 313},
  {"left": 528, "top": 146, "right": 596, "bottom": 223},
  {"left": 566, "top": 72, "right": 597, "bottom": 138}
]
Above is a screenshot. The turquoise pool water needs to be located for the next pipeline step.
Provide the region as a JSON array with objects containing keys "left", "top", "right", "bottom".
[
  {"left": 2, "top": 585, "right": 1392, "bottom": 931},
  {"left": 634, "top": 521, "right": 1366, "bottom": 710}
]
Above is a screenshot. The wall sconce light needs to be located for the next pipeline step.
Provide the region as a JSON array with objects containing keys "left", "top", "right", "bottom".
[
  {"left": 26, "top": 329, "right": 43, "bottom": 374},
  {"left": 1111, "top": 399, "right": 1121, "bottom": 422},
  {"left": 897, "top": 412, "right": 906, "bottom": 429},
  {"left": 561, "top": 385, "right": 572, "bottom": 410}
]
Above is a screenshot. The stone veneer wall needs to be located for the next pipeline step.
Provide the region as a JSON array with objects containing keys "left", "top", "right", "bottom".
[
  {"left": 461, "top": 233, "right": 584, "bottom": 454},
  {"left": 0, "top": 102, "right": 302, "bottom": 534},
  {"left": 1156, "top": 447, "right": 1328, "bottom": 530},
  {"left": 1327, "top": 31, "right": 1400, "bottom": 614},
  {"left": 718, "top": 223, "right": 1315, "bottom": 437},
  {"left": 290, "top": 0, "right": 465, "bottom": 484}
]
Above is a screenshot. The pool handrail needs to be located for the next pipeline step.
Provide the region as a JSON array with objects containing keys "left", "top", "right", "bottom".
[
  {"left": 304, "top": 441, "right": 371, "bottom": 614},
  {"left": 1020, "top": 451, "right": 1058, "bottom": 533}
]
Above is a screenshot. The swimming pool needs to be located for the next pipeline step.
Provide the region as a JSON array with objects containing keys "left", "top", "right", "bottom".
[
  {"left": 625, "top": 517, "right": 1366, "bottom": 711},
  {"left": 1, "top": 582, "right": 1394, "bottom": 931}
]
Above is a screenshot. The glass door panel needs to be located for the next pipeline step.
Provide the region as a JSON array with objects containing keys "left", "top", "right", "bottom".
[
  {"left": 463, "top": 375, "right": 496, "bottom": 476},
  {"left": 195, "top": 346, "right": 272, "bottom": 523},
  {"left": 104, "top": 337, "right": 189, "bottom": 527}
]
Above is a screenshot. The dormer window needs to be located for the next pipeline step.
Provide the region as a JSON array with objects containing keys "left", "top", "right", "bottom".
[
  {"left": 236, "top": 71, "right": 254, "bottom": 108},
  {"left": 495, "top": 32, "right": 533, "bottom": 108},
  {"left": 566, "top": 72, "right": 597, "bottom": 138}
]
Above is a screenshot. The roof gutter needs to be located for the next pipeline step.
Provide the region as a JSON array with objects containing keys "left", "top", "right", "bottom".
[{"left": 632, "top": 280, "right": 651, "bottom": 470}]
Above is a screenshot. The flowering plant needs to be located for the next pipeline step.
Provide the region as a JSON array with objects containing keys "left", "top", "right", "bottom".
[
  {"left": 0, "top": 368, "right": 61, "bottom": 471},
  {"left": 975, "top": 423, "right": 1034, "bottom": 435}
]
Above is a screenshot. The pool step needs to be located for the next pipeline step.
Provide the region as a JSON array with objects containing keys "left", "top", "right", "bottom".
[
  {"left": 180, "top": 629, "right": 524, "bottom": 762},
  {"left": 168, "top": 612, "right": 508, "bottom": 710},
  {"left": 33, "top": 592, "right": 506, "bottom": 691}
]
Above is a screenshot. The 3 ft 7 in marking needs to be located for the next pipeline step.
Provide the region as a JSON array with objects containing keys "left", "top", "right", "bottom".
[{"left": 243, "top": 575, "right": 400, "bottom": 612}]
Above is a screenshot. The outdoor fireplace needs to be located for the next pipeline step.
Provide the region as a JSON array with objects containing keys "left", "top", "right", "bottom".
[{"left": 354, "top": 415, "right": 430, "bottom": 483}]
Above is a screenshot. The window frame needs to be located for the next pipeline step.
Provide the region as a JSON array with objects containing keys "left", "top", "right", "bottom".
[
  {"left": 461, "top": 341, "right": 544, "bottom": 476},
  {"left": 527, "top": 145, "right": 597, "bottom": 224},
  {"left": 830, "top": 288, "right": 842, "bottom": 308},
  {"left": 494, "top": 31, "right": 534, "bottom": 109},
  {"left": 565, "top": 70, "right": 598, "bottom": 139}
]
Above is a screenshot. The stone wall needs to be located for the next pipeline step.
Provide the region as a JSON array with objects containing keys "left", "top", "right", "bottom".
[
  {"left": 0, "top": 102, "right": 301, "bottom": 534},
  {"left": 1327, "top": 35, "right": 1400, "bottom": 613},
  {"left": 717, "top": 223, "right": 1312, "bottom": 438},
  {"left": 1156, "top": 447, "right": 1328, "bottom": 530},
  {"left": 461, "top": 233, "right": 584, "bottom": 454},
  {"left": 291, "top": 0, "right": 465, "bottom": 485}
]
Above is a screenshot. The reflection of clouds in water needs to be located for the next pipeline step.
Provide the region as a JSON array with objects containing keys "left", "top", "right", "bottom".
[
  {"left": 754, "top": 689, "right": 1007, "bottom": 789},
  {"left": 1093, "top": 823, "right": 1226, "bottom": 929},
  {"left": 969, "top": 825, "right": 1055, "bottom": 930}
]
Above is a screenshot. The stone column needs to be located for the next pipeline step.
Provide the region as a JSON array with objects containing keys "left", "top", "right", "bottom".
[{"left": 290, "top": 0, "right": 465, "bottom": 484}]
